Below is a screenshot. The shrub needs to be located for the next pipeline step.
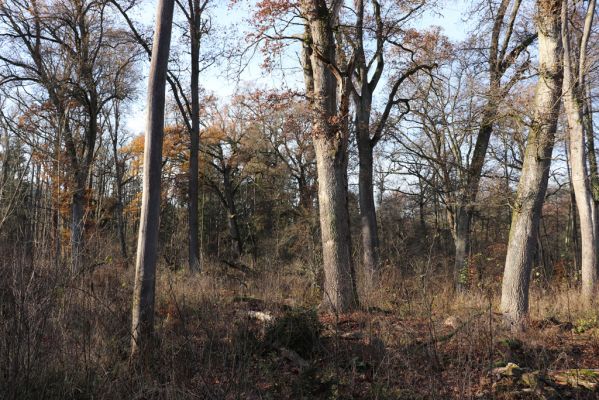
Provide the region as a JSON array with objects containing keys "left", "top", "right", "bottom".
[{"left": 264, "top": 307, "right": 322, "bottom": 358}]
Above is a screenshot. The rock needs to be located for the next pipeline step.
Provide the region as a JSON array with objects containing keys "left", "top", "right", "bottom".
[
  {"left": 443, "top": 316, "right": 461, "bottom": 330},
  {"left": 491, "top": 365, "right": 599, "bottom": 398},
  {"left": 521, "top": 371, "right": 541, "bottom": 390},
  {"left": 247, "top": 310, "right": 274, "bottom": 323},
  {"left": 279, "top": 347, "right": 309, "bottom": 369},
  {"left": 548, "top": 369, "right": 599, "bottom": 391},
  {"left": 340, "top": 331, "right": 364, "bottom": 340},
  {"left": 493, "top": 362, "right": 524, "bottom": 378}
]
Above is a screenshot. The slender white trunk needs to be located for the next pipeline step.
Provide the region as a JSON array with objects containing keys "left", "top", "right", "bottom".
[{"left": 130, "top": 0, "right": 175, "bottom": 358}]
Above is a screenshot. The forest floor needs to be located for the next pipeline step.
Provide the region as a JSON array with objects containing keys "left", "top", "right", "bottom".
[{"left": 3, "top": 258, "right": 599, "bottom": 399}]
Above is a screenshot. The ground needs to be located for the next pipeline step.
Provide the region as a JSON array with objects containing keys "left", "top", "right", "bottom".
[{"left": 3, "top": 260, "right": 599, "bottom": 399}]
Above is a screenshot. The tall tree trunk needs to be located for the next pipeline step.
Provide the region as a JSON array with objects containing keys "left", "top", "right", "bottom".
[
  {"left": 111, "top": 102, "right": 128, "bottom": 259},
  {"left": 357, "top": 123, "right": 379, "bottom": 293},
  {"left": 452, "top": 205, "right": 471, "bottom": 288},
  {"left": 584, "top": 87, "right": 599, "bottom": 258},
  {"left": 353, "top": 0, "right": 379, "bottom": 294},
  {"left": 566, "top": 145, "right": 581, "bottom": 270},
  {"left": 454, "top": 0, "right": 535, "bottom": 288},
  {"left": 297, "top": 172, "right": 312, "bottom": 210},
  {"left": 301, "top": 1, "right": 358, "bottom": 312},
  {"left": 130, "top": 0, "right": 175, "bottom": 358},
  {"left": 500, "top": 0, "right": 563, "bottom": 329},
  {"left": 458, "top": 108, "right": 494, "bottom": 283},
  {"left": 314, "top": 136, "right": 358, "bottom": 312},
  {"left": 584, "top": 86, "right": 599, "bottom": 216},
  {"left": 71, "top": 175, "right": 85, "bottom": 272},
  {"left": 562, "top": 0, "right": 596, "bottom": 303},
  {"left": 187, "top": 0, "right": 201, "bottom": 272},
  {"left": 223, "top": 166, "right": 242, "bottom": 258}
]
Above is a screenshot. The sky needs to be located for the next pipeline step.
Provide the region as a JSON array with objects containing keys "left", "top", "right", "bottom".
[{"left": 124, "top": 0, "right": 472, "bottom": 134}]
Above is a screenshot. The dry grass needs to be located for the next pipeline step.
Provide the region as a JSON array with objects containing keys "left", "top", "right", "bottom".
[{"left": 1, "top": 252, "right": 599, "bottom": 399}]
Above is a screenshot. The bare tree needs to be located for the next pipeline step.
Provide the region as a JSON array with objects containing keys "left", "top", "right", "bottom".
[
  {"left": 500, "top": 0, "right": 563, "bottom": 329},
  {"left": 561, "top": 0, "right": 597, "bottom": 303},
  {"left": 449, "top": 0, "right": 536, "bottom": 288},
  {"left": 300, "top": 0, "right": 358, "bottom": 312},
  {"left": 111, "top": 0, "right": 215, "bottom": 272},
  {"left": 0, "top": 0, "right": 137, "bottom": 271},
  {"left": 130, "top": 0, "right": 175, "bottom": 358},
  {"left": 350, "top": 0, "right": 435, "bottom": 291}
]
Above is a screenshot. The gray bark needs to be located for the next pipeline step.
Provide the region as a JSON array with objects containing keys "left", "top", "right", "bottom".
[
  {"left": 130, "top": 0, "right": 175, "bottom": 358},
  {"left": 500, "top": 0, "right": 563, "bottom": 329}
]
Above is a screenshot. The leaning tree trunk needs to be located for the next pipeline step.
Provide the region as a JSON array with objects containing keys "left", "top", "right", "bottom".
[
  {"left": 562, "top": 0, "right": 597, "bottom": 303},
  {"left": 457, "top": 106, "right": 495, "bottom": 286},
  {"left": 130, "top": 0, "right": 175, "bottom": 359},
  {"left": 301, "top": 0, "right": 358, "bottom": 312},
  {"left": 500, "top": 0, "right": 563, "bottom": 330}
]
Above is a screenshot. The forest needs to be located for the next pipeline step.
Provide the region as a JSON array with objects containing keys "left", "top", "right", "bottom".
[{"left": 2, "top": 0, "right": 599, "bottom": 398}]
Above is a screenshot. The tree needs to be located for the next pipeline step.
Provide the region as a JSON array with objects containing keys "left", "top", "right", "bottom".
[
  {"left": 561, "top": 0, "right": 596, "bottom": 303},
  {"left": 201, "top": 100, "right": 253, "bottom": 259},
  {"left": 500, "top": 0, "right": 563, "bottom": 329},
  {"left": 173, "top": 0, "right": 213, "bottom": 272},
  {"left": 0, "top": 0, "right": 138, "bottom": 271},
  {"left": 105, "top": 99, "right": 130, "bottom": 259},
  {"left": 111, "top": 0, "right": 216, "bottom": 272},
  {"left": 448, "top": 0, "right": 536, "bottom": 288},
  {"left": 300, "top": 0, "right": 359, "bottom": 312},
  {"left": 238, "top": 90, "right": 316, "bottom": 211},
  {"left": 349, "top": 0, "right": 436, "bottom": 291},
  {"left": 130, "top": 0, "right": 175, "bottom": 358}
]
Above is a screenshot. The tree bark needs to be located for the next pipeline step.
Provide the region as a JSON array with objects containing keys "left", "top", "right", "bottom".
[
  {"left": 500, "top": 0, "right": 563, "bottom": 329},
  {"left": 314, "top": 136, "right": 358, "bottom": 312},
  {"left": 130, "top": 0, "right": 175, "bottom": 358}
]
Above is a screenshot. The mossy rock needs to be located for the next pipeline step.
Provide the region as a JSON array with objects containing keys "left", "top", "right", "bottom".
[
  {"left": 493, "top": 362, "right": 525, "bottom": 378},
  {"left": 573, "top": 317, "right": 599, "bottom": 334},
  {"left": 548, "top": 369, "right": 599, "bottom": 391}
]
